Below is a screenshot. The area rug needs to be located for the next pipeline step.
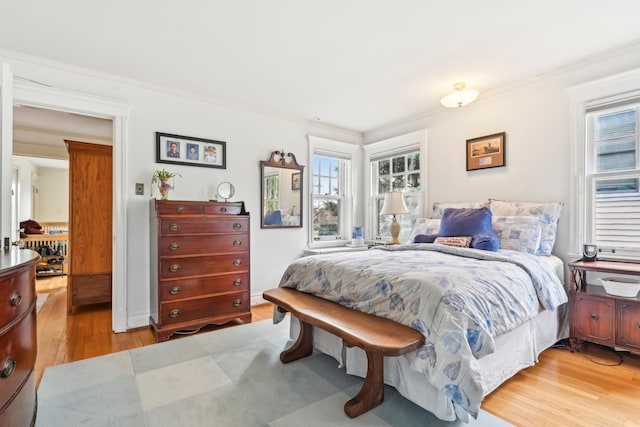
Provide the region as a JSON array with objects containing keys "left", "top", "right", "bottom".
[
  {"left": 36, "top": 293, "right": 49, "bottom": 314},
  {"left": 36, "top": 318, "right": 511, "bottom": 426}
]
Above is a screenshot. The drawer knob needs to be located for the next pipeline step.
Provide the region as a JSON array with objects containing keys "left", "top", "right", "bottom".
[
  {"left": 233, "top": 223, "right": 242, "bottom": 230},
  {"left": 169, "top": 223, "right": 181, "bottom": 232},
  {"left": 169, "top": 264, "right": 181, "bottom": 273},
  {"left": 1, "top": 357, "right": 16, "bottom": 378},
  {"left": 233, "top": 279, "right": 242, "bottom": 286},
  {"left": 233, "top": 239, "right": 242, "bottom": 247},
  {"left": 233, "top": 299, "right": 242, "bottom": 307},
  {"left": 176, "top": 206, "right": 185, "bottom": 213},
  {"left": 169, "top": 286, "right": 181, "bottom": 295},
  {"left": 590, "top": 313, "right": 599, "bottom": 321},
  {"left": 9, "top": 291, "right": 22, "bottom": 307},
  {"left": 220, "top": 207, "right": 227, "bottom": 213},
  {"left": 169, "top": 309, "right": 181, "bottom": 318},
  {"left": 233, "top": 259, "right": 242, "bottom": 267},
  {"left": 169, "top": 243, "right": 180, "bottom": 251}
]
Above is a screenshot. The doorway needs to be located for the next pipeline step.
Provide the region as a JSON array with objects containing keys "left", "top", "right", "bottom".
[{"left": 13, "top": 107, "right": 114, "bottom": 320}]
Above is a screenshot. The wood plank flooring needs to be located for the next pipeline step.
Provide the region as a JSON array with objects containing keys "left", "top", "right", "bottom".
[{"left": 35, "top": 276, "right": 640, "bottom": 426}]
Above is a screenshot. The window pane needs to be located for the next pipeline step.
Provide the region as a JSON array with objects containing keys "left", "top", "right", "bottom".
[
  {"left": 392, "top": 175, "right": 405, "bottom": 191},
  {"left": 407, "top": 173, "right": 420, "bottom": 190},
  {"left": 378, "top": 160, "right": 389, "bottom": 175},
  {"left": 313, "top": 199, "right": 341, "bottom": 238},
  {"left": 596, "top": 139, "right": 636, "bottom": 172},
  {"left": 392, "top": 156, "right": 405, "bottom": 173},
  {"left": 320, "top": 157, "right": 330, "bottom": 176},
  {"left": 320, "top": 177, "right": 330, "bottom": 195},
  {"left": 331, "top": 159, "right": 339, "bottom": 178},
  {"left": 407, "top": 153, "right": 420, "bottom": 171},
  {"left": 378, "top": 177, "right": 390, "bottom": 194},
  {"left": 596, "top": 109, "right": 636, "bottom": 141}
]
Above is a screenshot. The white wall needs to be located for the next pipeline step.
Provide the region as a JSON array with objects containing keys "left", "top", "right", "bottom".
[
  {"left": 365, "top": 47, "right": 640, "bottom": 264},
  {"left": 1, "top": 54, "right": 361, "bottom": 328},
  {"left": 34, "top": 167, "right": 68, "bottom": 222}
]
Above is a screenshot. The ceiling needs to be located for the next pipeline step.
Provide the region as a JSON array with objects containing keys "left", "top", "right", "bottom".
[{"left": 2, "top": 1, "right": 640, "bottom": 133}]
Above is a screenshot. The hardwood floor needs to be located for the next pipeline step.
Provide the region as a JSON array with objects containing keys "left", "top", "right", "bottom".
[{"left": 35, "top": 276, "right": 640, "bottom": 426}]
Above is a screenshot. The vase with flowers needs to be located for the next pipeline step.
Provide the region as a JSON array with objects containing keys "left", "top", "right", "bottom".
[{"left": 152, "top": 169, "right": 181, "bottom": 200}]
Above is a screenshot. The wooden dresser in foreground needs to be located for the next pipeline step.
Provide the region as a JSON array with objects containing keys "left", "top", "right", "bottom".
[
  {"left": 149, "top": 200, "right": 252, "bottom": 341},
  {"left": 0, "top": 248, "right": 39, "bottom": 427}
]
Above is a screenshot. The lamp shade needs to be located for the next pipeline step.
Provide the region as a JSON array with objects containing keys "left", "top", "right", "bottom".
[
  {"left": 380, "top": 192, "right": 409, "bottom": 215},
  {"left": 440, "top": 82, "right": 479, "bottom": 108}
]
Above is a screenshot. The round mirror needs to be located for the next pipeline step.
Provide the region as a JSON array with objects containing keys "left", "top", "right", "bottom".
[{"left": 217, "top": 182, "right": 235, "bottom": 201}]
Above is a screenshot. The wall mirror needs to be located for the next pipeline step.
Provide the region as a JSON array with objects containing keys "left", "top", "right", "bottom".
[{"left": 260, "top": 150, "right": 305, "bottom": 228}]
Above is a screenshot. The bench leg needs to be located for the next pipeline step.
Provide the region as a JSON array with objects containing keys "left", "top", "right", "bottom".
[
  {"left": 344, "top": 350, "right": 384, "bottom": 418},
  {"left": 280, "top": 320, "right": 313, "bottom": 363}
]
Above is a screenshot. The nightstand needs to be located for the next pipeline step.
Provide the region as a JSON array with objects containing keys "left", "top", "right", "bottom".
[{"left": 568, "top": 260, "right": 640, "bottom": 354}]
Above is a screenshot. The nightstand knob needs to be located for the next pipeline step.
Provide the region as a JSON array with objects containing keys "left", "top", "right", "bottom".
[
  {"left": 233, "top": 299, "right": 242, "bottom": 307},
  {"left": 590, "top": 313, "right": 599, "bottom": 321},
  {"left": 169, "top": 264, "right": 181, "bottom": 273},
  {"left": 1, "top": 357, "right": 16, "bottom": 378},
  {"left": 233, "top": 259, "right": 242, "bottom": 267},
  {"left": 168, "top": 243, "right": 180, "bottom": 251},
  {"left": 176, "top": 206, "right": 185, "bottom": 213},
  {"left": 233, "top": 239, "right": 241, "bottom": 247},
  {"left": 233, "top": 223, "right": 242, "bottom": 230},
  {"left": 220, "top": 207, "right": 227, "bottom": 213},
  {"left": 169, "top": 286, "right": 181, "bottom": 295},
  {"left": 169, "top": 309, "right": 181, "bottom": 318},
  {"left": 168, "top": 223, "right": 181, "bottom": 232},
  {"left": 233, "top": 279, "right": 242, "bottom": 286},
  {"left": 9, "top": 291, "right": 22, "bottom": 307}
]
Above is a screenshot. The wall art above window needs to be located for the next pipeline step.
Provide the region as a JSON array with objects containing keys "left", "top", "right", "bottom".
[
  {"left": 466, "top": 132, "right": 505, "bottom": 171},
  {"left": 156, "top": 132, "right": 226, "bottom": 169}
]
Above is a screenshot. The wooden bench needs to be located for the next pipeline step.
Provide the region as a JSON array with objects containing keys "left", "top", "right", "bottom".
[{"left": 263, "top": 287, "right": 425, "bottom": 418}]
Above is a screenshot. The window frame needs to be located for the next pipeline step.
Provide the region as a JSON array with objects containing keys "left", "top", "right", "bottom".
[
  {"left": 307, "top": 135, "right": 361, "bottom": 248},
  {"left": 569, "top": 69, "right": 640, "bottom": 260},
  {"left": 364, "top": 130, "right": 427, "bottom": 242}
]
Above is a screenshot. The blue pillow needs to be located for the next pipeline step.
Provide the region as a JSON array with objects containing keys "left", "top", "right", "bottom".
[
  {"left": 413, "top": 233, "right": 438, "bottom": 243},
  {"left": 439, "top": 207, "right": 500, "bottom": 251}
]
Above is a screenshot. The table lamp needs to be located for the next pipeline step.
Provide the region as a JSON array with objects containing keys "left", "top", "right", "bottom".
[{"left": 380, "top": 192, "right": 409, "bottom": 244}]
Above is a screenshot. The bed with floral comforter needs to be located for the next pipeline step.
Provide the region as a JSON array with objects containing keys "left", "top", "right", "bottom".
[{"left": 274, "top": 244, "right": 567, "bottom": 421}]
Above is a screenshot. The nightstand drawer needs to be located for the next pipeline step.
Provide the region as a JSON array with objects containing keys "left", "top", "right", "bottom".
[
  {"left": 572, "top": 293, "right": 615, "bottom": 346},
  {"left": 616, "top": 300, "right": 640, "bottom": 351}
]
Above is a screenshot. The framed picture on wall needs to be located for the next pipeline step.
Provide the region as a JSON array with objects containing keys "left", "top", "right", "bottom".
[
  {"left": 466, "top": 132, "right": 505, "bottom": 171},
  {"left": 156, "top": 132, "right": 227, "bottom": 169},
  {"left": 291, "top": 172, "right": 301, "bottom": 190}
]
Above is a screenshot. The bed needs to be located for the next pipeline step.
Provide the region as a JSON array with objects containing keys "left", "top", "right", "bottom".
[{"left": 272, "top": 201, "right": 568, "bottom": 422}]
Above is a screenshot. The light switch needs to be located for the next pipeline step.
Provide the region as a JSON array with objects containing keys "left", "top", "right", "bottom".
[{"left": 135, "top": 183, "right": 144, "bottom": 195}]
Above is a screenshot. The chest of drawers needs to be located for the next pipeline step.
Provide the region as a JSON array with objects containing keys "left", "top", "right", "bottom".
[
  {"left": 150, "top": 200, "right": 252, "bottom": 341},
  {"left": 0, "top": 249, "right": 39, "bottom": 427}
]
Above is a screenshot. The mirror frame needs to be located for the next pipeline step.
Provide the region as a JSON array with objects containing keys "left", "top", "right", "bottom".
[{"left": 260, "top": 150, "right": 305, "bottom": 229}]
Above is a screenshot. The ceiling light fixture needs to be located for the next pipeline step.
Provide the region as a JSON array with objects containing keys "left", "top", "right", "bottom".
[{"left": 440, "top": 82, "right": 479, "bottom": 108}]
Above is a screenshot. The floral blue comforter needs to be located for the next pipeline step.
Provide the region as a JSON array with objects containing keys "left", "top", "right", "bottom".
[{"left": 274, "top": 244, "right": 567, "bottom": 420}]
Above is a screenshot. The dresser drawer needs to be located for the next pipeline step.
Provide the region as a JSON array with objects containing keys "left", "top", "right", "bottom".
[
  {"left": 0, "top": 310, "right": 36, "bottom": 409},
  {"left": 159, "top": 234, "right": 248, "bottom": 256},
  {"left": 159, "top": 218, "right": 249, "bottom": 235},
  {"left": 155, "top": 201, "right": 204, "bottom": 215},
  {"left": 0, "top": 270, "right": 35, "bottom": 327},
  {"left": 572, "top": 293, "right": 615, "bottom": 346},
  {"left": 160, "top": 291, "right": 249, "bottom": 325},
  {"left": 161, "top": 273, "right": 249, "bottom": 300},
  {"left": 203, "top": 202, "right": 245, "bottom": 215},
  {"left": 617, "top": 300, "right": 640, "bottom": 351},
  {"left": 160, "top": 254, "right": 249, "bottom": 279}
]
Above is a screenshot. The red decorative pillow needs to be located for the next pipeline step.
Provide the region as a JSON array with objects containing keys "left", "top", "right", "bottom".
[{"left": 434, "top": 236, "right": 472, "bottom": 248}]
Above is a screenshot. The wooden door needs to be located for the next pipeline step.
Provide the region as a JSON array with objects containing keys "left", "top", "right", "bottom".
[{"left": 65, "top": 140, "right": 112, "bottom": 313}]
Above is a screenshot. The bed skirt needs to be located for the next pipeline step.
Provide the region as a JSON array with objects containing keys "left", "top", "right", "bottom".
[{"left": 289, "top": 303, "right": 568, "bottom": 421}]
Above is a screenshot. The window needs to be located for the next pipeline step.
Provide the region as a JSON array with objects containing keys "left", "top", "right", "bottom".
[
  {"left": 308, "top": 135, "right": 359, "bottom": 246},
  {"left": 364, "top": 130, "right": 427, "bottom": 242},
  {"left": 263, "top": 174, "right": 279, "bottom": 211},
  {"left": 371, "top": 152, "right": 421, "bottom": 240},
  {"left": 586, "top": 103, "right": 640, "bottom": 256}
]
